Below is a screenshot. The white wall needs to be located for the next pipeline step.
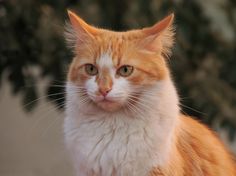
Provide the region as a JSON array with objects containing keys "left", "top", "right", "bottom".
[{"left": 0, "top": 80, "right": 73, "bottom": 176}]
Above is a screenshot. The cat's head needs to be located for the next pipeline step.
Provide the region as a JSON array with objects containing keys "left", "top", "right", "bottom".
[{"left": 65, "top": 10, "right": 175, "bottom": 112}]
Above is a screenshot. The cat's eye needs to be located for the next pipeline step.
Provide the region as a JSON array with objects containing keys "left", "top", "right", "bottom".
[
  {"left": 117, "top": 65, "right": 134, "bottom": 77},
  {"left": 85, "top": 64, "right": 98, "bottom": 76}
]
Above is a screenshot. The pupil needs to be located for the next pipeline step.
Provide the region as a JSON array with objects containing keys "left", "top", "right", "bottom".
[{"left": 124, "top": 67, "right": 127, "bottom": 72}]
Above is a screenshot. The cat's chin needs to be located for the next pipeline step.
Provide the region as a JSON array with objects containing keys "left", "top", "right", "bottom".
[{"left": 96, "top": 100, "right": 122, "bottom": 112}]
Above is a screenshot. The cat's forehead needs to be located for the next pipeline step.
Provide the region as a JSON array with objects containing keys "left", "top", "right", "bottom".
[
  {"left": 93, "top": 37, "right": 122, "bottom": 68},
  {"left": 96, "top": 52, "right": 114, "bottom": 69},
  {"left": 93, "top": 31, "right": 140, "bottom": 68},
  {"left": 96, "top": 32, "right": 125, "bottom": 52}
]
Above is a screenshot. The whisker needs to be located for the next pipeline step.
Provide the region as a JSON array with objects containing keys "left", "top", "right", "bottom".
[
  {"left": 179, "top": 103, "right": 206, "bottom": 115},
  {"left": 28, "top": 98, "right": 66, "bottom": 134},
  {"left": 126, "top": 98, "right": 148, "bottom": 118},
  {"left": 179, "top": 96, "right": 192, "bottom": 100},
  {"left": 23, "top": 92, "right": 66, "bottom": 108},
  {"left": 23, "top": 89, "right": 86, "bottom": 108},
  {"left": 79, "top": 97, "right": 91, "bottom": 105},
  {"left": 127, "top": 102, "right": 140, "bottom": 115},
  {"left": 41, "top": 104, "right": 65, "bottom": 137},
  {"left": 127, "top": 96, "right": 153, "bottom": 111},
  {"left": 22, "top": 83, "right": 86, "bottom": 90}
]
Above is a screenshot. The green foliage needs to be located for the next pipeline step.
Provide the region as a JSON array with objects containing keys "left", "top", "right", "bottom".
[{"left": 0, "top": 0, "right": 236, "bottom": 139}]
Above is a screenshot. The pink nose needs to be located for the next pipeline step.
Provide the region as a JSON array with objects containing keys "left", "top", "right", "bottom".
[{"left": 99, "top": 88, "right": 111, "bottom": 97}]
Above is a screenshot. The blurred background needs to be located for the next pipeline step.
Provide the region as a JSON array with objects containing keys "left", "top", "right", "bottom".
[{"left": 0, "top": 0, "right": 236, "bottom": 175}]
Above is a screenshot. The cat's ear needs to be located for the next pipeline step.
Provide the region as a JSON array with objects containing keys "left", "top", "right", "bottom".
[
  {"left": 65, "top": 10, "right": 100, "bottom": 48},
  {"left": 140, "top": 13, "right": 175, "bottom": 56}
]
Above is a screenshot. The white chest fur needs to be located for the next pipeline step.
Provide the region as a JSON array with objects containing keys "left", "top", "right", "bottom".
[{"left": 64, "top": 80, "right": 179, "bottom": 176}]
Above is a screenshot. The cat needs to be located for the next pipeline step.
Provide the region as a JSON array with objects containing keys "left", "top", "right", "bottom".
[{"left": 64, "top": 10, "right": 236, "bottom": 176}]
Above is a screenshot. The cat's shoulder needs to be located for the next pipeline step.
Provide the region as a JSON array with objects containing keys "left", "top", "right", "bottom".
[
  {"left": 177, "top": 114, "right": 231, "bottom": 156},
  {"left": 176, "top": 114, "right": 236, "bottom": 175},
  {"left": 178, "top": 114, "right": 226, "bottom": 145},
  {"left": 151, "top": 115, "right": 236, "bottom": 176}
]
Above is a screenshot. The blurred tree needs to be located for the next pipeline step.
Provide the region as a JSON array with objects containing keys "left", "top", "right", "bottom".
[{"left": 0, "top": 0, "right": 236, "bottom": 139}]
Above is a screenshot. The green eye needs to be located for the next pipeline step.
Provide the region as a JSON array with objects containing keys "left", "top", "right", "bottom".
[
  {"left": 85, "top": 64, "right": 98, "bottom": 76},
  {"left": 117, "top": 65, "right": 134, "bottom": 77}
]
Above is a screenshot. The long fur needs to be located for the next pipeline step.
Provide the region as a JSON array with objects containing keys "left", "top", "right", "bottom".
[
  {"left": 64, "top": 11, "right": 236, "bottom": 176},
  {"left": 65, "top": 78, "right": 179, "bottom": 176}
]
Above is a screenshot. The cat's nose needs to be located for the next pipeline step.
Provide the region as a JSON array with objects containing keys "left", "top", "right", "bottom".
[{"left": 99, "top": 88, "right": 111, "bottom": 97}]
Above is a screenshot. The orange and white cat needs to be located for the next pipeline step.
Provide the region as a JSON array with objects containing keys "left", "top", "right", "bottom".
[{"left": 64, "top": 10, "right": 236, "bottom": 176}]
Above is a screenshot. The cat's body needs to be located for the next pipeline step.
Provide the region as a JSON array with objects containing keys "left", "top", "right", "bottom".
[{"left": 64, "top": 11, "right": 236, "bottom": 176}]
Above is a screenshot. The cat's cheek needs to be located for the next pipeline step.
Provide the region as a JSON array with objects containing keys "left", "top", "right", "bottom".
[
  {"left": 84, "top": 77, "right": 99, "bottom": 101},
  {"left": 109, "top": 78, "right": 130, "bottom": 103}
]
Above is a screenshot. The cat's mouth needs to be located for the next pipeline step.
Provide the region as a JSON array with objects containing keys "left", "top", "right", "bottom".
[{"left": 94, "top": 97, "right": 122, "bottom": 111}]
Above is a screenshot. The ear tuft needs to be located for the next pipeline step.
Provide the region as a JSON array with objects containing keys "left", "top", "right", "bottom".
[
  {"left": 64, "top": 20, "right": 77, "bottom": 49},
  {"left": 64, "top": 10, "right": 99, "bottom": 50},
  {"left": 143, "top": 13, "right": 174, "bottom": 36},
  {"left": 67, "top": 10, "right": 99, "bottom": 36},
  {"left": 141, "top": 13, "right": 175, "bottom": 57}
]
